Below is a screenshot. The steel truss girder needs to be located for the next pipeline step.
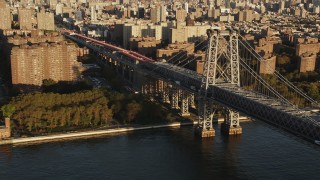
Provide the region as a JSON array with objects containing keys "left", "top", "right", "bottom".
[{"left": 213, "top": 86, "right": 320, "bottom": 141}]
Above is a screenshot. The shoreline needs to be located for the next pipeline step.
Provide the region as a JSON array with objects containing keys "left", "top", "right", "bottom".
[
  {"left": 0, "top": 117, "right": 251, "bottom": 146},
  {"left": 0, "top": 121, "right": 198, "bottom": 146}
]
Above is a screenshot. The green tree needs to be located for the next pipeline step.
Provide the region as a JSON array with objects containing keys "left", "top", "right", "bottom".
[
  {"left": 125, "top": 101, "right": 142, "bottom": 123},
  {"left": 1, "top": 104, "right": 16, "bottom": 118},
  {"left": 73, "top": 109, "right": 81, "bottom": 126},
  {"left": 277, "top": 55, "right": 290, "bottom": 65},
  {"left": 308, "top": 83, "right": 320, "bottom": 101}
]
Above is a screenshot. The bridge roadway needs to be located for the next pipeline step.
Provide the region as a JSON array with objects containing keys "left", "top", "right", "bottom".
[{"left": 62, "top": 31, "right": 320, "bottom": 142}]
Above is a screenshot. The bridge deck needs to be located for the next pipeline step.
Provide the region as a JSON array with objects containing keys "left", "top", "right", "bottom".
[
  {"left": 63, "top": 31, "right": 320, "bottom": 141},
  {"left": 147, "top": 62, "right": 319, "bottom": 122},
  {"left": 217, "top": 85, "right": 320, "bottom": 124}
]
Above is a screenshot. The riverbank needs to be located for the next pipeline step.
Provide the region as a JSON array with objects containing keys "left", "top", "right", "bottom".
[
  {"left": 0, "top": 116, "right": 251, "bottom": 146},
  {"left": 0, "top": 121, "right": 199, "bottom": 146}
]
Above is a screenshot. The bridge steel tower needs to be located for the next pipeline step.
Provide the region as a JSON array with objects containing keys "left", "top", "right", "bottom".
[{"left": 197, "top": 29, "right": 242, "bottom": 137}]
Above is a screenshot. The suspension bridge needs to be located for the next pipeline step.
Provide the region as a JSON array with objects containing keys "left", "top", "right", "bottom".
[{"left": 61, "top": 29, "right": 320, "bottom": 144}]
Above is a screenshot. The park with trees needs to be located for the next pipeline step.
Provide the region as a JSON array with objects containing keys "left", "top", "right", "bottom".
[{"left": 0, "top": 88, "right": 176, "bottom": 137}]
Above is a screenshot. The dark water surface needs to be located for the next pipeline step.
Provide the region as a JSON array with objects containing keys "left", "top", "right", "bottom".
[{"left": 1, "top": 121, "right": 320, "bottom": 180}]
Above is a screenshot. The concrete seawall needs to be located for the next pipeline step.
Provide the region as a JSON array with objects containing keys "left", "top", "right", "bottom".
[
  {"left": 0, "top": 116, "right": 251, "bottom": 146},
  {"left": 0, "top": 121, "right": 199, "bottom": 146}
]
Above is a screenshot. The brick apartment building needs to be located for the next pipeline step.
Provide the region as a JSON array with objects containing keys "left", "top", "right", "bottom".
[{"left": 10, "top": 41, "right": 80, "bottom": 89}]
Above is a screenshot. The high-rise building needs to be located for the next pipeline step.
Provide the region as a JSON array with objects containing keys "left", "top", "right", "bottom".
[
  {"left": 37, "top": 10, "right": 55, "bottom": 30},
  {"left": 298, "top": 53, "right": 317, "bottom": 72},
  {"left": 176, "top": 8, "right": 187, "bottom": 23},
  {"left": 150, "top": 6, "right": 160, "bottom": 23},
  {"left": 49, "top": 0, "right": 57, "bottom": 9},
  {"left": 75, "top": 10, "right": 84, "bottom": 21},
  {"left": 123, "top": 22, "right": 164, "bottom": 48},
  {"left": 18, "top": 8, "right": 34, "bottom": 30},
  {"left": 137, "top": 7, "right": 145, "bottom": 18},
  {"left": 0, "top": 0, "right": 11, "bottom": 30},
  {"left": 10, "top": 42, "right": 79, "bottom": 89},
  {"left": 123, "top": 7, "right": 131, "bottom": 18},
  {"left": 208, "top": 0, "right": 214, "bottom": 9},
  {"left": 215, "top": 0, "right": 222, "bottom": 6},
  {"left": 120, "top": 0, "right": 129, "bottom": 4},
  {"left": 259, "top": 55, "right": 276, "bottom": 74},
  {"left": 55, "top": 3, "right": 63, "bottom": 15},
  {"left": 169, "top": 24, "right": 211, "bottom": 43},
  {"left": 184, "top": 2, "right": 189, "bottom": 13},
  {"left": 208, "top": 8, "right": 220, "bottom": 19},
  {"left": 150, "top": 5, "right": 166, "bottom": 23},
  {"left": 91, "top": 6, "right": 97, "bottom": 21},
  {"left": 243, "top": 9, "right": 253, "bottom": 22}
]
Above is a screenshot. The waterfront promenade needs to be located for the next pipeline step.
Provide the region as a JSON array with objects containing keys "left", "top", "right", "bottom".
[
  {"left": 0, "top": 122, "right": 198, "bottom": 145},
  {"left": 0, "top": 116, "right": 250, "bottom": 145}
]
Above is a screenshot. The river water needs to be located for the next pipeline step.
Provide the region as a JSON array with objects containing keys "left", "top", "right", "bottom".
[{"left": 0, "top": 121, "right": 320, "bottom": 180}]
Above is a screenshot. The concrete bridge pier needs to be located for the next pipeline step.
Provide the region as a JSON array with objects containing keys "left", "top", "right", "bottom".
[{"left": 221, "top": 108, "right": 242, "bottom": 135}]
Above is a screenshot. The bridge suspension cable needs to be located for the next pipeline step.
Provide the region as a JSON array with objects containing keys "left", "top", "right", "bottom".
[
  {"left": 238, "top": 36, "right": 319, "bottom": 108},
  {"left": 171, "top": 33, "right": 319, "bottom": 109}
]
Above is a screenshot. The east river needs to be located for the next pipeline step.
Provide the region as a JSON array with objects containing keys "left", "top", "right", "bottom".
[{"left": 0, "top": 121, "right": 320, "bottom": 179}]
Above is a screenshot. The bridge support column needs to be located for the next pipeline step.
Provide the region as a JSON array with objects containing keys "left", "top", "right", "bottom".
[
  {"left": 197, "top": 99, "right": 215, "bottom": 137},
  {"left": 141, "top": 80, "right": 149, "bottom": 95},
  {"left": 162, "top": 83, "right": 170, "bottom": 103},
  {"left": 156, "top": 80, "right": 164, "bottom": 96},
  {"left": 149, "top": 80, "right": 156, "bottom": 97},
  {"left": 170, "top": 87, "right": 179, "bottom": 109},
  {"left": 129, "top": 69, "right": 133, "bottom": 83},
  {"left": 221, "top": 109, "right": 242, "bottom": 135},
  {"left": 109, "top": 58, "right": 112, "bottom": 66},
  {"left": 189, "top": 93, "right": 196, "bottom": 109},
  {"left": 180, "top": 91, "right": 190, "bottom": 117},
  {"left": 121, "top": 65, "right": 125, "bottom": 77},
  {"left": 178, "top": 89, "right": 182, "bottom": 101}
]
